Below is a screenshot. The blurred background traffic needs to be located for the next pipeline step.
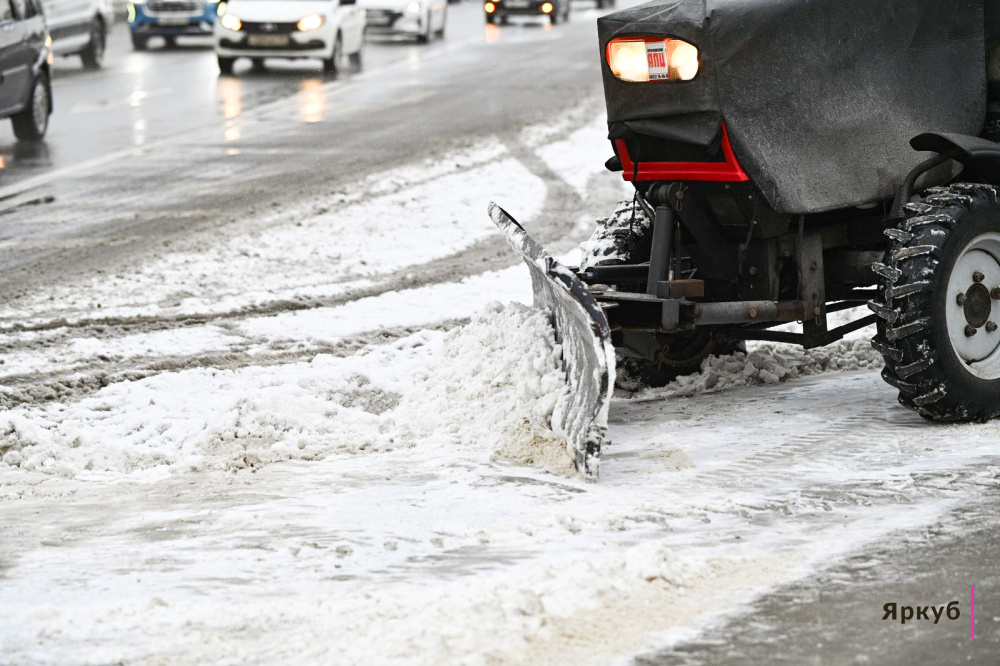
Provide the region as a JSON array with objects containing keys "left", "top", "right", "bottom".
[{"left": 0, "top": 0, "right": 613, "bottom": 188}]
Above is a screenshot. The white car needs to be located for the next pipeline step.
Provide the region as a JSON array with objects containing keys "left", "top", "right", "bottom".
[
  {"left": 214, "top": 0, "right": 365, "bottom": 74},
  {"left": 360, "top": 0, "right": 445, "bottom": 42},
  {"left": 41, "top": 0, "right": 113, "bottom": 69}
]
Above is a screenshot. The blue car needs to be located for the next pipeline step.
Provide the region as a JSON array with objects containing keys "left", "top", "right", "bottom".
[{"left": 127, "top": 0, "right": 220, "bottom": 50}]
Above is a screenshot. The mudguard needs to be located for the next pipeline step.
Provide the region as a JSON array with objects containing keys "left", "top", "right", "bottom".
[{"left": 488, "top": 203, "right": 615, "bottom": 478}]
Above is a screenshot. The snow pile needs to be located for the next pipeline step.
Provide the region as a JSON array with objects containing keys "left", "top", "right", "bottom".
[
  {"left": 398, "top": 302, "right": 574, "bottom": 474},
  {"left": 0, "top": 305, "right": 574, "bottom": 478},
  {"left": 0, "top": 338, "right": 428, "bottom": 477},
  {"left": 631, "top": 337, "right": 883, "bottom": 399}
]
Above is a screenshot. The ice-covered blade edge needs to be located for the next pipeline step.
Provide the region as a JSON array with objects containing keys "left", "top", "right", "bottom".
[{"left": 488, "top": 202, "right": 615, "bottom": 478}]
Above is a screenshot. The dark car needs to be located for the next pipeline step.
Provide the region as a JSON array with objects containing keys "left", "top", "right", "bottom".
[
  {"left": 484, "top": 0, "right": 569, "bottom": 25},
  {"left": 0, "top": 0, "right": 51, "bottom": 141}
]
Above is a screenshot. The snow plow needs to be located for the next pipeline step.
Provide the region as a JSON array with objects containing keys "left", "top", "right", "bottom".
[{"left": 493, "top": 0, "right": 1000, "bottom": 477}]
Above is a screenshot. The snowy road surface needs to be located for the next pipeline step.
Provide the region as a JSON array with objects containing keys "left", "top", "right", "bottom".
[{"left": 2, "top": 2, "right": 1000, "bottom": 664}]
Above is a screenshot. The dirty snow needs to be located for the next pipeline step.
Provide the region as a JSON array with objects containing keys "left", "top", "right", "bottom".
[
  {"left": 3, "top": 108, "right": 1000, "bottom": 666},
  {"left": 0, "top": 142, "right": 544, "bottom": 328},
  {"left": 0, "top": 303, "right": 573, "bottom": 479}
]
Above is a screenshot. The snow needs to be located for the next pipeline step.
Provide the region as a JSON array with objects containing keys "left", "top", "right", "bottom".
[
  {"left": 624, "top": 337, "right": 883, "bottom": 398},
  {"left": 536, "top": 115, "right": 614, "bottom": 198},
  {"left": 3, "top": 106, "right": 1000, "bottom": 665},
  {"left": 5, "top": 359, "right": 998, "bottom": 665},
  {"left": 0, "top": 141, "right": 544, "bottom": 329},
  {"left": 238, "top": 266, "right": 533, "bottom": 343},
  {"left": 0, "top": 303, "right": 572, "bottom": 479}
]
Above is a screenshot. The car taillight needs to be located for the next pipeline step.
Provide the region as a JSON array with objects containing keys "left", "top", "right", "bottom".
[{"left": 606, "top": 38, "right": 699, "bottom": 82}]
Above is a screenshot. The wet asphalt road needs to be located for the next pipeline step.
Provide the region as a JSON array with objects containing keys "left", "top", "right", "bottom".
[
  {"left": 0, "top": 2, "right": 598, "bottom": 181},
  {"left": 636, "top": 494, "right": 1000, "bottom": 666},
  {"left": 0, "top": 0, "right": 613, "bottom": 297}
]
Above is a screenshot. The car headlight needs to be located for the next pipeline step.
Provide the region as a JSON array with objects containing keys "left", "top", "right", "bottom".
[
  {"left": 606, "top": 38, "right": 699, "bottom": 82},
  {"left": 406, "top": 1, "right": 420, "bottom": 13},
  {"left": 297, "top": 13, "right": 324, "bottom": 31},
  {"left": 220, "top": 12, "right": 242, "bottom": 30}
]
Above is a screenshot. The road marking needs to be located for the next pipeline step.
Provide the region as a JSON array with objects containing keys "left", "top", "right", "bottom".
[{"left": 70, "top": 88, "right": 175, "bottom": 114}]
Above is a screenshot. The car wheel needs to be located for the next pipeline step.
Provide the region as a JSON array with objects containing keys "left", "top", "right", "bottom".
[
  {"left": 485, "top": 12, "right": 495, "bottom": 24},
  {"left": 131, "top": 33, "right": 148, "bottom": 51},
  {"left": 251, "top": 57, "right": 266, "bottom": 71},
  {"left": 218, "top": 56, "right": 236, "bottom": 74},
  {"left": 80, "top": 19, "right": 105, "bottom": 69},
  {"left": 349, "top": 31, "right": 364, "bottom": 71},
  {"left": 12, "top": 72, "right": 50, "bottom": 142},
  {"left": 323, "top": 34, "right": 343, "bottom": 74},
  {"left": 164, "top": 36, "right": 177, "bottom": 48},
  {"left": 435, "top": 8, "right": 446, "bottom": 38},
  {"left": 416, "top": 17, "right": 431, "bottom": 43},
  {"left": 549, "top": 10, "right": 558, "bottom": 24}
]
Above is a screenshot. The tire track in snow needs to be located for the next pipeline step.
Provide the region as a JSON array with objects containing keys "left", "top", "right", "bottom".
[{"left": 1, "top": 108, "right": 624, "bottom": 405}]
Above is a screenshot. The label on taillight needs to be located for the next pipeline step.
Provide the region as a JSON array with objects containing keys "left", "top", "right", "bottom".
[{"left": 646, "top": 42, "right": 670, "bottom": 80}]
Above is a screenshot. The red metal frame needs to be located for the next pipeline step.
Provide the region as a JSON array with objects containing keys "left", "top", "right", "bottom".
[{"left": 616, "top": 125, "right": 749, "bottom": 183}]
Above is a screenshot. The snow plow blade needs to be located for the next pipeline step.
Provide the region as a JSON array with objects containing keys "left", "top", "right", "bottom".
[{"left": 489, "top": 202, "right": 614, "bottom": 478}]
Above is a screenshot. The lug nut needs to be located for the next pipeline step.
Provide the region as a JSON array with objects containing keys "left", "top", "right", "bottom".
[
  {"left": 989, "top": 322, "right": 998, "bottom": 333},
  {"left": 749, "top": 308, "right": 758, "bottom": 319},
  {"left": 966, "top": 325, "right": 978, "bottom": 337},
  {"left": 958, "top": 293, "right": 967, "bottom": 306},
  {"left": 974, "top": 271, "right": 985, "bottom": 283}
]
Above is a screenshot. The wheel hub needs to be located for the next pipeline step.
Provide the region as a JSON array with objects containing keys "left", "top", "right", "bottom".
[
  {"left": 946, "top": 235, "right": 1000, "bottom": 374},
  {"left": 963, "top": 282, "right": 992, "bottom": 329}
]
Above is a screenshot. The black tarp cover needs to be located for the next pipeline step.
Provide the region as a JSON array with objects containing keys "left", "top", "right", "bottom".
[{"left": 599, "top": 0, "right": 987, "bottom": 214}]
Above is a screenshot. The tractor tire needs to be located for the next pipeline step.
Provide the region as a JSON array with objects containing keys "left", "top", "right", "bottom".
[
  {"left": 619, "top": 331, "right": 745, "bottom": 389},
  {"left": 582, "top": 199, "right": 742, "bottom": 388},
  {"left": 580, "top": 199, "right": 652, "bottom": 272},
  {"left": 870, "top": 183, "right": 1000, "bottom": 422}
]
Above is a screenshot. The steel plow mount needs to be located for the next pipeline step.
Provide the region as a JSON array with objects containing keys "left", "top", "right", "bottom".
[{"left": 488, "top": 203, "right": 614, "bottom": 478}]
